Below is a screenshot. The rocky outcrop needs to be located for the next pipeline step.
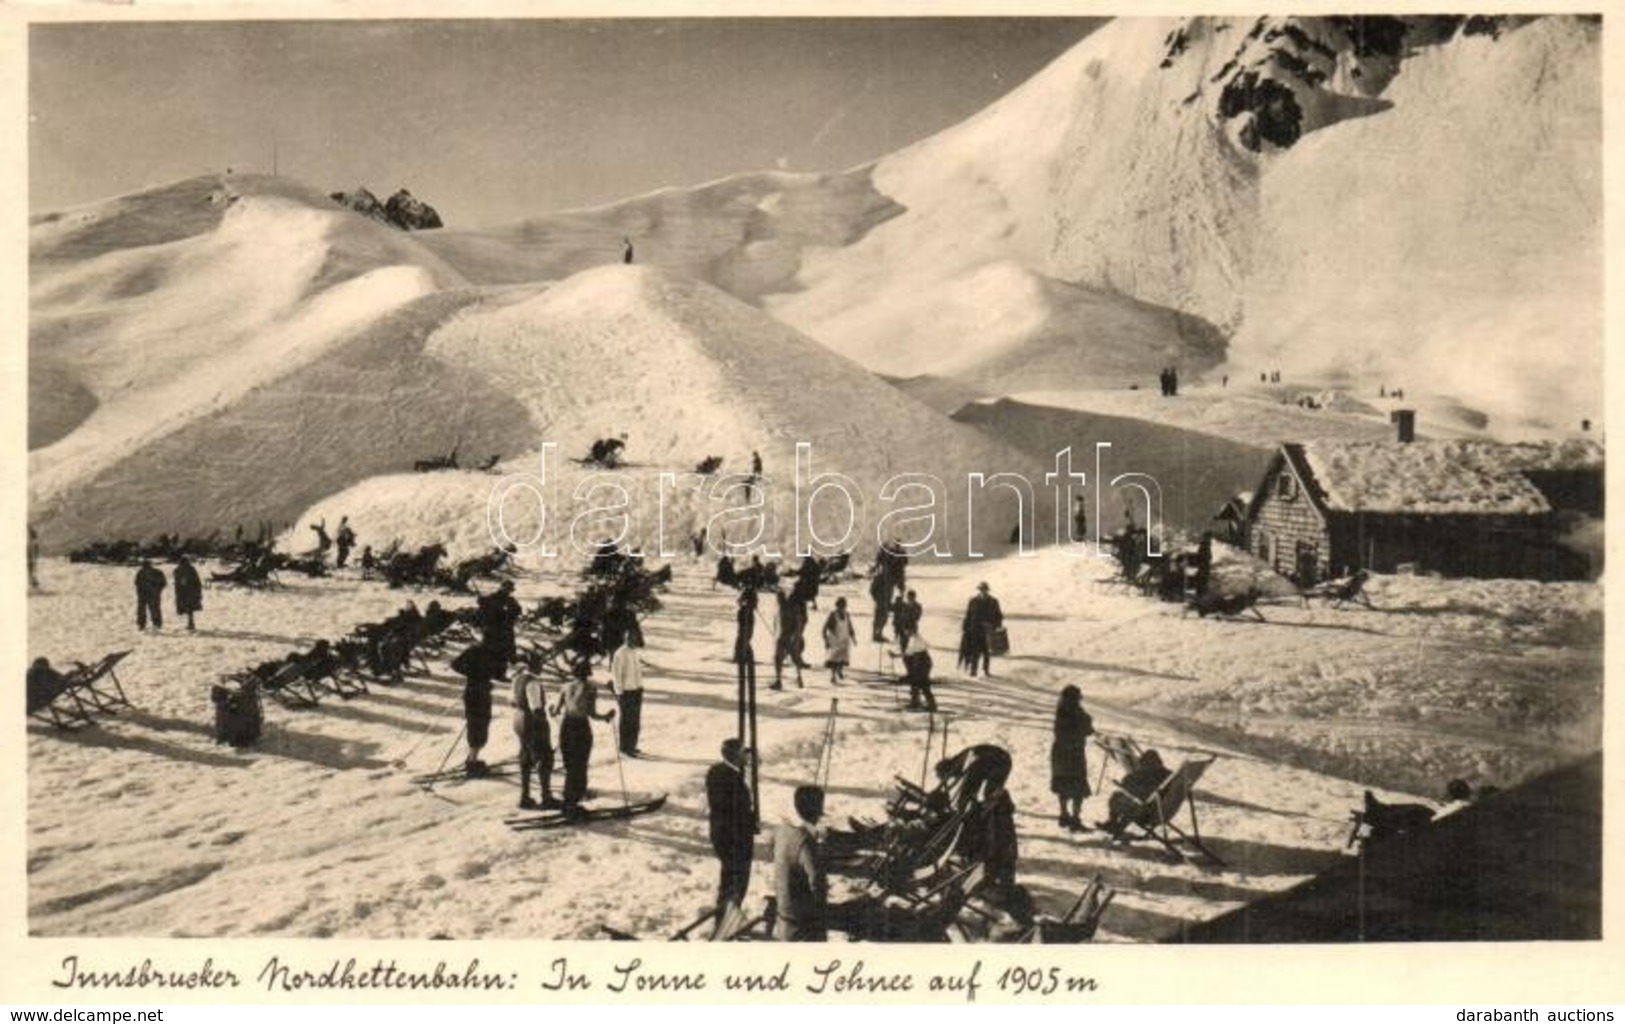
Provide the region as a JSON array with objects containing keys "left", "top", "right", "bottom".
[
  {"left": 1166, "top": 15, "right": 1545, "bottom": 154},
  {"left": 383, "top": 189, "right": 443, "bottom": 231},
  {"left": 329, "top": 186, "right": 443, "bottom": 231}
]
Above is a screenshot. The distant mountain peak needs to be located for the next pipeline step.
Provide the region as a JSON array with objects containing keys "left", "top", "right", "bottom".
[{"left": 330, "top": 185, "right": 444, "bottom": 231}]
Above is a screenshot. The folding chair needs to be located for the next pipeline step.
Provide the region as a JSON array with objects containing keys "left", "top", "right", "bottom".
[
  {"left": 229, "top": 660, "right": 320, "bottom": 708},
  {"left": 1093, "top": 733, "right": 1145, "bottom": 794},
  {"left": 68, "top": 651, "right": 134, "bottom": 713},
  {"left": 1018, "top": 874, "right": 1116, "bottom": 943},
  {"left": 1111, "top": 756, "right": 1225, "bottom": 866},
  {"left": 28, "top": 666, "right": 96, "bottom": 730}
]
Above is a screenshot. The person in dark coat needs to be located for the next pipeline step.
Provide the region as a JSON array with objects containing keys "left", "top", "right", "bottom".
[
  {"left": 961, "top": 582, "right": 1004, "bottom": 677},
  {"left": 173, "top": 555, "right": 204, "bottom": 631},
  {"left": 715, "top": 554, "right": 737, "bottom": 590},
  {"left": 134, "top": 559, "right": 167, "bottom": 631},
  {"left": 477, "top": 579, "right": 522, "bottom": 666},
  {"left": 552, "top": 660, "right": 615, "bottom": 818},
  {"left": 1098, "top": 749, "right": 1171, "bottom": 837},
  {"left": 1072, "top": 495, "right": 1089, "bottom": 544},
  {"left": 734, "top": 588, "right": 757, "bottom": 695},
  {"left": 335, "top": 517, "right": 356, "bottom": 570},
  {"left": 1050, "top": 685, "right": 1094, "bottom": 831},
  {"left": 868, "top": 541, "right": 906, "bottom": 642},
  {"left": 892, "top": 589, "right": 922, "bottom": 650},
  {"left": 705, "top": 738, "right": 756, "bottom": 931},
  {"left": 451, "top": 640, "right": 507, "bottom": 778}
]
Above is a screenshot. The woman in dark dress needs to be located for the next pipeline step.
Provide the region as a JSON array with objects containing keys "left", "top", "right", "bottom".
[{"left": 1050, "top": 685, "right": 1094, "bottom": 832}]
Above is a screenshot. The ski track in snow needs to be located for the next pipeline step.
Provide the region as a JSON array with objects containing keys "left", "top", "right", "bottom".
[{"left": 26, "top": 549, "right": 1600, "bottom": 941}]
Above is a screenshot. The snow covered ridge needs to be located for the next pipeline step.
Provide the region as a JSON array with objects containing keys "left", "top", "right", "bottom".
[{"left": 1297, "top": 438, "right": 1603, "bottom": 515}]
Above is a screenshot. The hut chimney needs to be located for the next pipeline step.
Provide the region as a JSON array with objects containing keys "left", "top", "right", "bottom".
[{"left": 1391, "top": 409, "right": 1416, "bottom": 443}]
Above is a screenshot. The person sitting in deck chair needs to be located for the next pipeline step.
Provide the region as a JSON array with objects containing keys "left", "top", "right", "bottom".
[
  {"left": 27, "top": 657, "right": 69, "bottom": 708},
  {"left": 933, "top": 744, "right": 1012, "bottom": 814},
  {"left": 1097, "top": 749, "right": 1171, "bottom": 838}
]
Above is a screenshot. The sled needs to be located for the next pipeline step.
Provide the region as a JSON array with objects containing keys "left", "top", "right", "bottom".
[{"left": 505, "top": 794, "right": 667, "bottom": 831}]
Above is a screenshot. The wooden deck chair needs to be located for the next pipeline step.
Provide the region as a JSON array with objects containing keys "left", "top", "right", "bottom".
[
  {"left": 1112, "top": 756, "right": 1225, "bottom": 866},
  {"left": 1018, "top": 874, "right": 1116, "bottom": 943},
  {"left": 240, "top": 660, "right": 321, "bottom": 708},
  {"left": 28, "top": 666, "right": 97, "bottom": 730},
  {"left": 1305, "top": 570, "right": 1374, "bottom": 610},
  {"left": 1183, "top": 588, "right": 1265, "bottom": 621},
  {"left": 870, "top": 807, "right": 970, "bottom": 897},
  {"left": 66, "top": 651, "right": 134, "bottom": 713},
  {"left": 1093, "top": 733, "right": 1145, "bottom": 794}
]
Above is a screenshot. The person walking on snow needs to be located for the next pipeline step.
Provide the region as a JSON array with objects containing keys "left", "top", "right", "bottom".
[
  {"left": 822, "top": 597, "right": 856, "bottom": 684},
  {"left": 173, "top": 555, "right": 203, "bottom": 631},
  {"left": 610, "top": 635, "right": 645, "bottom": 757},
  {"left": 134, "top": 559, "right": 167, "bottom": 631},
  {"left": 962, "top": 581, "right": 1004, "bottom": 677},
  {"left": 902, "top": 633, "right": 937, "bottom": 713},
  {"left": 622, "top": 237, "right": 634, "bottom": 265},
  {"left": 771, "top": 586, "right": 808, "bottom": 690}
]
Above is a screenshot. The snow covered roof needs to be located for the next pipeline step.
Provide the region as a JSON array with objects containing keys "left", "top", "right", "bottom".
[{"left": 1287, "top": 439, "right": 1603, "bottom": 516}]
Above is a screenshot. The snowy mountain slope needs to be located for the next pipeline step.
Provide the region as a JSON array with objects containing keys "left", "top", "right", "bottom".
[
  {"left": 30, "top": 291, "right": 541, "bottom": 553},
  {"left": 298, "top": 266, "right": 1055, "bottom": 561},
  {"left": 416, "top": 169, "right": 902, "bottom": 300},
  {"left": 28, "top": 174, "right": 471, "bottom": 516}
]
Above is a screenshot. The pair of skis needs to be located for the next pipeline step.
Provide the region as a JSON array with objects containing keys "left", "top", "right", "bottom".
[
  {"left": 410, "top": 758, "right": 519, "bottom": 787},
  {"left": 505, "top": 794, "right": 668, "bottom": 831}
]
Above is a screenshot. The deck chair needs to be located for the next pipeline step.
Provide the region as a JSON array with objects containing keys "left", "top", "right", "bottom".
[
  {"left": 1017, "top": 875, "right": 1115, "bottom": 943},
  {"left": 28, "top": 666, "right": 97, "bottom": 730},
  {"left": 67, "top": 651, "right": 134, "bottom": 713},
  {"left": 1093, "top": 732, "right": 1146, "bottom": 794},
  {"left": 1111, "top": 756, "right": 1225, "bottom": 866},
  {"left": 228, "top": 659, "right": 320, "bottom": 708},
  {"left": 1184, "top": 588, "right": 1265, "bottom": 621},
  {"left": 870, "top": 807, "right": 971, "bottom": 897},
  {"left": 1304, "top": 570, "right": 1373, "bottom": 610}
]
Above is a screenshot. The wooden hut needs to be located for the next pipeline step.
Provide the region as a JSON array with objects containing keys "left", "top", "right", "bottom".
[{"left": 1243, "top": 437, "right": 1603, "bottom": 582}]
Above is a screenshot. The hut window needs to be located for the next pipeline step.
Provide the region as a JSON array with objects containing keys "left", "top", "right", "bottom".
[{"left": 1276, "top": 474, "right": 1297, "bottom": 501}]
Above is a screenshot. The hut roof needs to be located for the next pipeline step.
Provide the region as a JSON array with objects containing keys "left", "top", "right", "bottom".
[{"left": 1278, "top": 439, "right": 1602, "bottom": 517}]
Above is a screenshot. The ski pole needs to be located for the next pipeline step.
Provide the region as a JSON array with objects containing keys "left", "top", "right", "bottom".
[
  {"left": 424, "top": 722, "right": 468, "bottom": 792},
  {"left": 919, "top": 710, "right": 935, "bottom": 791},
  {"left": 391, "top": 690, "right": 461, "bottom": 768},
  {"left": 608, "top": 700, "right": 630, "bottom": 811}
]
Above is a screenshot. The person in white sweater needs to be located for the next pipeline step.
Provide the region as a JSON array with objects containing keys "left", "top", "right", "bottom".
[{"left": 610, "top": 637, "right": 645, "bottom": 757}]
